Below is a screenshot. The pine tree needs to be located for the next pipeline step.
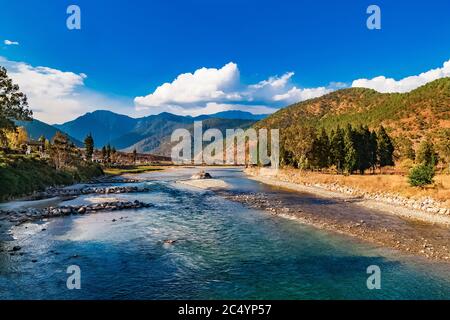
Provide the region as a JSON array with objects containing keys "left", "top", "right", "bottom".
[
  {"left": 133, "top": 148, "right": 137, "bottom": 164},
  {"left": 330, "top": 126, "right": 345, "bottom": 174},
  {"left": 377, "top": 126, "right": 395, "bottom": 171},
  {"left": 84, "top": 134, "right": 94, "bottom": 161},
  {"left": 356, "top": 125, "right": 372, "bottom": 174},
  {"left": 317, "top": 128, "right": 330, "bottom": 169},
  {"left": 344, "top": 124, "right": 357, "bottom": 174},
  {"left": 369, "top": 130, "right": 378, "bottom": 173}
]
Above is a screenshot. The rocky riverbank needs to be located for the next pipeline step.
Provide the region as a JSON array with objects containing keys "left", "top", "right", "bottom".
[
  {"left": 211, "top": 167, "right": 450, "bottom": 262},
  {"left": 245, "top": 168, "right": 450, "bottom": 225},
  {"left": 26, "top": 185, "right": 151, "bottom": 200},
  {"left": 221, "top": 191, "right": 450, "bottom": 262},
  {"left": 0, "top": 200, "right": 152, "bottom": 227},
  {"left": 1, "top": 174, "right": 147, "bottom": 203}
]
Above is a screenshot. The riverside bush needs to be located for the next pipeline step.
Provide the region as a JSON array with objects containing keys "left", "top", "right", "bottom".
[{"left": 408, "top": 164, "right": 435, "bottom": 187}]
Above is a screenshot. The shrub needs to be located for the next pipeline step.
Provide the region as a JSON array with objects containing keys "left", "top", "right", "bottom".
[
  {"left": 399, "top": 159, "right": 414, "bottom": 172},
  {"left": 408, "top": 164, "right": 435, "bottom": 187}
]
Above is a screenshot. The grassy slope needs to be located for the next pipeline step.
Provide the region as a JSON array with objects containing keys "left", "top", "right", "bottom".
[
  {"left": 102, "top": 165, "right": 163, "bottom": 175},
  {"left": 0, "top": 153, "right": 103, "bottom": 201}
]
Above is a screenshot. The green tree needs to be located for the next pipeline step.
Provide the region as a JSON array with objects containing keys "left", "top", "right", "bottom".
[
  {"left": 354, "top": 125, "right": 373, "bottom": 174},
  {"left": 330, "top": 126, "right": 346, "bottom": 173},
  {"left": 343, "top": 124, "right": 357, "bottom": 174},
  {"left": 133, "top": 148, "right": 137, "bottom": 164},
  {"left": 0, "top": 67, "right": 33, "bottom": 133},
  {"left": 369, "top": 130, "right": 378, "bottom": 173},
  {"left": 408, "top": 164, "right": 435, "bottom": 187},
  {"left": 395, "top": 136, "right": 415, "bottom": 161},
  {"left": 49, "top": 132, "right": 71, "bottom": 170},
  {"left": 282, "top": 125, "right": 317, "bottom": 169},
  {"left": 84, "top": 134, "right": 94, "bottom": 161},
  {"left": 377, "top": 126, "right": 395, "bottom": 171},
  {"left": 436, "top": 130, "right": 450, "bottom": 170},
  {"left": 316, "top": 128, "right": 330, "bottom": 169},
  {"left": 416, "top": 139, "right": 438, "bottom": 167}
]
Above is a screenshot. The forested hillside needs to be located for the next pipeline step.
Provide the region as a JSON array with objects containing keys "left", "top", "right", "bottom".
[{"left": 255, "top": 78, "right": 450, "bottom": 168}]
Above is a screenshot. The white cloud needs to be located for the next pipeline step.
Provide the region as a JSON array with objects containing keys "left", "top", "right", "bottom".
[
  {"left": 0, "top": 57, "right": 132, "bottom": 123},
  {"left": 135, "top": 62, "right": 241, "bottom": 107},
  {"left": 272, "top": 86, "right": 331, "bottom": 102},
  {"left": 135, "top": 62, "right": 332, "bottom": 114},
  {"left": 4, "top": 40, "right": 19, "bottom": 46},
  {"left": 352, "top": 59, "right": 450, "bottom": 93}
]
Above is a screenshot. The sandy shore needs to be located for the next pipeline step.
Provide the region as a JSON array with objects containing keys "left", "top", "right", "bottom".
[{"left": 177, "top": 179, "right": 229, "bottom": 189}]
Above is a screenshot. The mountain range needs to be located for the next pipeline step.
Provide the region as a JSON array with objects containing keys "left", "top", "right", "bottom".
[
  {"left": 18, "top": 110, "right": 267, "bottom": 155},
  {"left": 17, "top": 78, "right": 450, "bottom": 160}
]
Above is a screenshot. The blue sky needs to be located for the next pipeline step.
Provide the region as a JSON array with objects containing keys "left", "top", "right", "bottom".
[{"left": 1, "top": 0, "right": 449, "bottom": 123}]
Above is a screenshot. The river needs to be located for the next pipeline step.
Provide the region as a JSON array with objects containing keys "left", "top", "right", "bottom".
[{"left": 0, "top": 167, "right": 449, "bottom": 299}]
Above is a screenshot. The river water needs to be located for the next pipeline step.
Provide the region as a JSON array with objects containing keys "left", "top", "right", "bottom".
[{"left": 0, "top": 168, "right": 449, "bottom": 299}]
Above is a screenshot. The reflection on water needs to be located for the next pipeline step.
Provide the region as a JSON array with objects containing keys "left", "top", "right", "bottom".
[{"left": 0, "top": 167, "right": 449, "bottom": 299}]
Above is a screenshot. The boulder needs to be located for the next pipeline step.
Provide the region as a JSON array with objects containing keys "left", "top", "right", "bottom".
[{"left": 191, "top": 171, "right": 212, "bottom": 179}]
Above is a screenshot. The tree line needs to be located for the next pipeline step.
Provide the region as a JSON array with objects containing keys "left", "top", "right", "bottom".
[{"left": 281, "top": 124, "right": 395, "bottom": 174}]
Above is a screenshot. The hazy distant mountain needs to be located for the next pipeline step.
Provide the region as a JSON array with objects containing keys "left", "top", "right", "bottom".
[
  {"left": 16, "top": 119, "right": 82, "bottom": 146},
  {"left": 52, "top": 109, "right": 265, "bottom": 150},
  {"left": 54, "top": 110, "right": 138, "bottom": 147},
  {"left": 125, "top": 117, "right": 256, "bottom": 156},
  {"left": 21, "top": 110, "right": 265, "bottom": 152},
  {"left": 110, "top": 112, "right": 194, "bottom": 150},
  {"left": 207, "top": 110, "right": 269, "bottom": 121}
]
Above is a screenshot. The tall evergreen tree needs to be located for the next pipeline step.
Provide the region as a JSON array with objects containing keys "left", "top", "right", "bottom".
[
  {"left": 377, "top": 126, "right": 395, "bottom": 171},
  {"left": 369, "top": 130, "right": 378, "bottom": 173},
  {"left": 330, "top": 126, "right": 346, "bottom": 174},
  {"left": 355, "top": 125, "right": 372, "bottom": 174},
  {"left": 84, "top": 134, "right": 94, "bottom": 161},
  {"left": 133, "top": 148, "right": 137, "bottom": 164},
  {"left": 344, "top": 124, "right": 357, "bottom": 174},
  {"left": 317, "top": 128, "right": 330, "bottom": 169}
]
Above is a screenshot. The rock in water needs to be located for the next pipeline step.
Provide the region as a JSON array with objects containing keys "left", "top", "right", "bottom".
[{"left": 191, "top": 170, "right": 212, "bottom": 179}]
